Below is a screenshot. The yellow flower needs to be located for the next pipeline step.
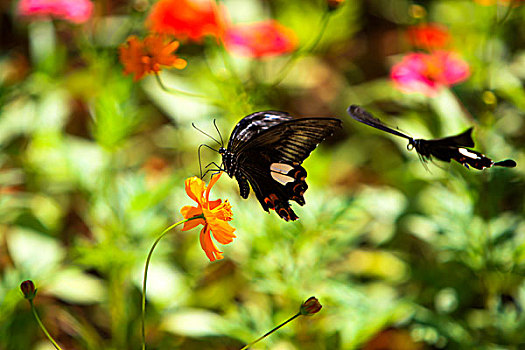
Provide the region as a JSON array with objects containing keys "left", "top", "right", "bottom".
[
  {"left": 181, "top": 173, "right": 236, "bottom": 261},
  {"left": 119, "top": 35, "right": 187, "bottom": 82}
]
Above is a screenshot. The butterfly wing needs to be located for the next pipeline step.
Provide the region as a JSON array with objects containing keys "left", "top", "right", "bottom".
[
  {"left": 415, "top": 128, "right": 475, "bottom": 162},
  {"left": 421, "top": 128, "right": 475, "bottom": 148},
  {"left": 225, "top": 112, "right": 341, "bottom": 221},
  {"left": 227, "top": 111, "right": 294, "bottom": 152},
  {"left": 347, "top": 105, "right": 412, "bottom": 140},
  {"left": 237, "top": 158, "right": 306, "bottom": 221}
]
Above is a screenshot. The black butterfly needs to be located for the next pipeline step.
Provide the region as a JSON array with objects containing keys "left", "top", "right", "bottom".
[
  {"left": 347, "top": 105, "right": 516, "bottom": 170},
  {"left": 204, "top": 111, "right": 341, "bottom": 221}
]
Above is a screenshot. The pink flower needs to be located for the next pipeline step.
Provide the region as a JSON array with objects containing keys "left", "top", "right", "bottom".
[
  {"left": 390, "top": 51, "right": 470, "bottom": 97},
  {"left": 18, "top": 0, "right": 93, "bottom": 24},
  {"left": 224, "top": 20, "right": 297, "bottom": 58}
]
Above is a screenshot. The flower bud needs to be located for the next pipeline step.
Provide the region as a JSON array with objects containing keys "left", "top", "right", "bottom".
[
  {"left": 327, "top": 0, "right": 345, "bottom": 11},
  {"left": 20, "top": 280, "right": 37, "bottom": 300},
  {"left": 299, "top": 296, "right": 322, "bottom": 316}
]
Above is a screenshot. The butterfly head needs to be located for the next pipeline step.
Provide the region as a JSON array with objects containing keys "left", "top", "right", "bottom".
[
  {"left": 407, "top": 139, "right": 416, "bottom": 152},
  {"left": 219, "top": 147, "right": 236, "bottom": 177}
]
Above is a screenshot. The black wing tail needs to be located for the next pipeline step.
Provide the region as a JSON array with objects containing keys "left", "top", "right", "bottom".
[
  {"left": 347, "top": 105, "right": 412, "bottom": 140},
  {"left": 494, "top": 159, "right": 517, "bottom": 168},
  {"left": 241, "top": 162, "right": 309, "bottom": 221}
]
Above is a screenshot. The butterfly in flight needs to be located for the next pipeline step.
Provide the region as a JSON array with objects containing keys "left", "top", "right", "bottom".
[
  {"left": 347, "top": 105, "right": 516, "bottom": 170},
  {"left": 198, "top": 111, "right": 342, "bottom": 221}
]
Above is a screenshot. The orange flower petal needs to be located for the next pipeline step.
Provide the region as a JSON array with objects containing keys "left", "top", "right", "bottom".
[
  {"left": 180, "top": 205, "right": 205, "bottom": 230},
  {"left": 119, "top": 34, "right": 186, "bottom": 82},
  {"left": 185, "top": 176, "right": 205, "bottom": 205},
  {"left": 209, "top": 218, "right": 236, "bottom": 245},
  {"left": 173, "top": 58, "right": 187, "bottom": 69},
  {"left": 208, "top": 199, "right": 222, "bottom": 210},
  {"left": 199, "top": 225, "right": 224, "bottom": 261},
  {"left": 205, "top": 172, "right": 222, "bottom": 201}
]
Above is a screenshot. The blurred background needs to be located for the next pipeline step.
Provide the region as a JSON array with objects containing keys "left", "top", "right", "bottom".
[{"left": 1, "top": 0, "right": 525, "bottom": 349}]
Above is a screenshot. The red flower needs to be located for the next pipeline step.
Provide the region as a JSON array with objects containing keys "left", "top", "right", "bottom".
[
  {"left": 390, "top": 51, "right": 470, "bottom": 97},
  {"left": 224, "top": 20, "right": 298, "bottom": 58},
  {"left": 119, "top": 35, "right": 187, "bottom": 82},
  {"left": 407, "top": 23, "right": 450, "bottom": 50},
  {"left": 147, "top": 0, "right": 227, "bottom": 42},
  {"left": 180, "top": 173, "right": 236, "bottom": 262}
]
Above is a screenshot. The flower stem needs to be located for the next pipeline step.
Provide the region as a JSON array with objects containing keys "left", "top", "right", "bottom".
[
  {"left": 29, "top": 300, "right": 63, "bottom": 350},
  {"left": 498, "top": 0, "right": 515, "bottom": 25},
  {"left": 272, "top": 11, "right": 332, "bottom": 86},
  {"left": 141, "top": 215, "right": 204, "bottom": 350},
  {"left": 239, "top": 312, "right": 301, "bottom": 350},
  {"left": 154, "top": 73, "right": 225, "bottom": 107}
]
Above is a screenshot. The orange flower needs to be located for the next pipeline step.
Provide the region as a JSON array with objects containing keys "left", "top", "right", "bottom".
[
  {"left": 224, "top": 20, "right": 298, "bottom": 58},
  {"left": 180, "top": 173, "right": 236, "bottom": 262},
  {"left": 406, "top": 23, "right": 450, "bottom": 50},
  {"left": 474, "top": 0, "right": 524, "bottom": 5},
  {"left": 119, "top": 35, "right": 187, "bottom": 82},
  {"left": 146, "top": 0, "right": 228, "bottom": 42}
]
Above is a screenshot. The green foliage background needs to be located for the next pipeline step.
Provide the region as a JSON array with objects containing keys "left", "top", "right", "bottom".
[{"left": 1, "top": 0, "right": 525, "bottom": 349}]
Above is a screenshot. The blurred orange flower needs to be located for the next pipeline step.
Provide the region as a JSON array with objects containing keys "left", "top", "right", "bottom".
[
  {"left": 147, "top": 0, "right": 227, "bottom": 42},
  {"left": 225, "top": 20, "right": 298, "bottom": 58},
  {"left": 474, "top": 0, "right": 524, "bottom": 5},
  {"left": 181, "top": 173, "right": 236, "bottom": 262},
  {"left": 119, "top": 35, "right": 187, "bottom": 82},
  {"left": 407, "top": 23, "right": 450, "bottom": 50}
]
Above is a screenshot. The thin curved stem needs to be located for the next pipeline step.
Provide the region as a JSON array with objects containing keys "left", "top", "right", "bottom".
[
  {"left": 498, "top": 0, "right": 516, "bottom": 25},
  {"left": 30, "top": 300, "right": 63, "bottom": 350},
  {"left": 141, "top": 215, "right": 204, "bottom": 350},
  {"left": 154, "top": 73, "right": 225, "bottom": 107},
  {"left": 239, "top": 313, "right": 301, "bottom": 350},
  {"left": 272, "top": 11, "right": 332, "bottom": 86}
]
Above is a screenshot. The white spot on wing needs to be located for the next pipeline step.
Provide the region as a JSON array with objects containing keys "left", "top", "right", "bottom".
[
  {"left": 271, "top": 172, "right": 294, "bottom": 185},
  {"left": 459, "top": 148, "right": 480, "bottom": 159},
  {"left": 270, "top": 163, "right": 294, "bottom": 174}
]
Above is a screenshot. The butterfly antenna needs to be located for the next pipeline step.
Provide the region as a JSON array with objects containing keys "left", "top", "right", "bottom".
[
  {"left": 213, "top": 119, "right": 224, "bottom": 147},
  {"left": 198, "top": 144, "right": 220, "bottom": 179},
  {"left": 192, "top": 123, "right": 221, "bottom": 146}
]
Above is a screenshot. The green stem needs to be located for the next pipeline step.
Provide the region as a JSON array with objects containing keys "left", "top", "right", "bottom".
[
  {"left": 30, "top": 300, "right": 63, "bottom": 350},
  {"left": 497, "top": 0, "right": 515, "bottom": 24},
  {"left": 141, "top": 215, "right": 204, "bottom": 350},
  {"left": 239, "top": 313, "right": 301, "bottom": 350},
  {"left": 154, "top": 73, "right": 225, "bottom": 107},
  {"left": 272, "top": 11, "right": 332, "bottom": 86}
]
